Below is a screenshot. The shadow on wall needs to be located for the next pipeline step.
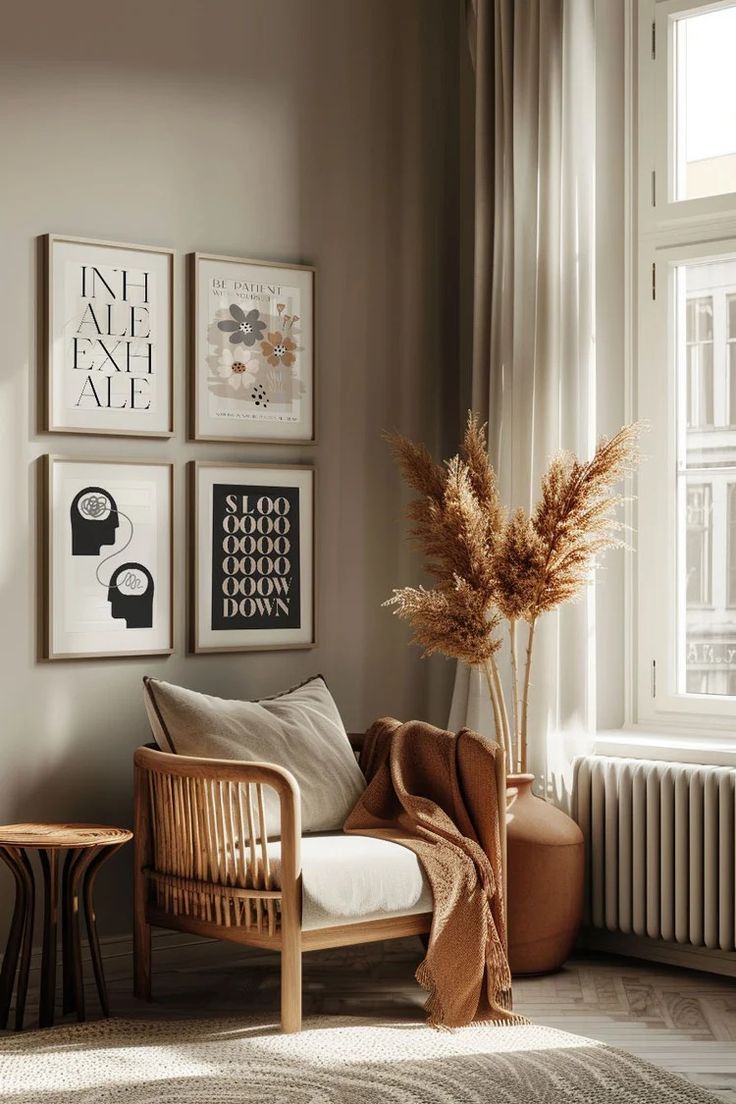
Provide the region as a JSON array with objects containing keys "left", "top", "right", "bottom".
[
  {"left": 291, "top": 1, "right": 463, "bottom": 724},
  {"left": 0, "top": 0, "right": 463, "bottom": 941}
]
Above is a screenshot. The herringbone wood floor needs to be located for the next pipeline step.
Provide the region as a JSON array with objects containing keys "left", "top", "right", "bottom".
[
  {"left": 513, "top": 954, "right": 736, "bottom": 1102},
  {"left": 8, "top": 938, "right": 736, "bottom": 1100}
]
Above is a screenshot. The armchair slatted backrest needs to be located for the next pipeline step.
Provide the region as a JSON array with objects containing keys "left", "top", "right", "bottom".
[{"left": 134, "top": 745, "right": 301, "bottom": 939}]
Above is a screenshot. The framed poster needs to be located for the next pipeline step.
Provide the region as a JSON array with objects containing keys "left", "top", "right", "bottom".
[
  {"left": 46, "top": 456, "right": 174, "bottom": 659},
  {"left": 191, "top": 253, "right": 315, "bottom": 443},
  {"left": 193, "top": 462, "right": 315, "bottom": 652},
  {"left": 46, "top": 234, "right": 174, "bottom": 437}
]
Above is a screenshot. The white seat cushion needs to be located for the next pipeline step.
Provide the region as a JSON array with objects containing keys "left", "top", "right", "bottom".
[{"left": 265, "top": 832, "right": 433, "bottom": 931}]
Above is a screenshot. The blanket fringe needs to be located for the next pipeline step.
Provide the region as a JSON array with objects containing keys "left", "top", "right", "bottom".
[
  {"left": 464, "top": 1013, "right": 532, "bottom": 1029},
  {"left": 416, "top": 962, "right": 530, "bottom": 1030}
]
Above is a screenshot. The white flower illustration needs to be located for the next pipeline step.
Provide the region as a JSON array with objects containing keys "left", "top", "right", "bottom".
[{"left": 217, "top": 349, "right": 259, "bottom": 391}]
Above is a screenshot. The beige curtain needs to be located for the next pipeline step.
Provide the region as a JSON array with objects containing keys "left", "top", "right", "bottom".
[{"left": 449, "top": 0, "right": 596, "bottom": 799}]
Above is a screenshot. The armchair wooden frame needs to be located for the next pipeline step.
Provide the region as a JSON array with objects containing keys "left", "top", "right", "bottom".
[{"left": 133, "top": 736, "right": 507, "bottom": 1033}]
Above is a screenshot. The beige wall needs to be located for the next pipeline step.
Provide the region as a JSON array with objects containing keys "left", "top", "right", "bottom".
[{"left": 0, "top": 0, "right": 462, "bottom": 937}]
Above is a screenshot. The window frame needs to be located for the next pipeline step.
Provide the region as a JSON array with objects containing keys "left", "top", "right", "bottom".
[
  {"left": 634, "top": 0, "right": 736, "bottom": 734},
  {"left": 640, "top": 0, "right": 736, "bottom": 233}
]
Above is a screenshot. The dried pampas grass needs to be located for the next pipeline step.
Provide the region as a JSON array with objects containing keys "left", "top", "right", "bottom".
[{"left": 385, "top": 414, "right": 642, "bottom": 772}]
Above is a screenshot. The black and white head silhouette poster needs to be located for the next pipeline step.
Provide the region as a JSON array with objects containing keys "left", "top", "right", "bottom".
[
  {"left": 195, "top": 463, "right": 314, "bottom": 652},
  {"left": 47, "top": 457, "right": 173, "bottom": 658},
  {"left": 47, "top": 236, "right": 174, "bottom": 437}
]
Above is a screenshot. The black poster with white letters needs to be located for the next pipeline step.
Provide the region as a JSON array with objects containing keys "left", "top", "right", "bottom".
[{"left": 211, "top": 483, "right": 301, "bottom": 631}]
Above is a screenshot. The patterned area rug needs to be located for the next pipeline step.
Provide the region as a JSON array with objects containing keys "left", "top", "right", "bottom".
[{"left": 0, "top": 1015, "right": 720, "bottom": 1103}]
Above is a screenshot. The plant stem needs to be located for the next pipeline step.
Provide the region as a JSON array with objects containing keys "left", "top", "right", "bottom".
[
  {"left": 520, "top": 618, "right": 537, "bottom": 774},
  {"left": 482, "top": 659, "right": 507, "bottom": 765},
  {"left": 509, "top": 619, "right": 520, "bottom": 771},
  {"left": 490, "top": 655, "right": 513, "bottom": 775}
]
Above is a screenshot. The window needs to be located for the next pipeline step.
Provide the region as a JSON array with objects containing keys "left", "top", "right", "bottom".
[
  {"left": 728, "top": 484, "right": 736, "bottom": 607},
  {"left": 685, "top": 296, "right": 713, "bottom": 427},
  {"left": 728, "top": 295, "right": 736, "bottom": 424},
  {"left": 675, "top": 5, "right": 736, "bottom": 202},
  {"left": 636, "top": 0, "right": 736, "bottom": 730},
  {"left": 685, "top": 483, "right": 711, "bottom": 607}
]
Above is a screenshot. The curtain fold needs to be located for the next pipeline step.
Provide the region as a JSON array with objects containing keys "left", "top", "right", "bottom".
[{"left": 451, "top": 0, "right": 596, "bottom": 800}]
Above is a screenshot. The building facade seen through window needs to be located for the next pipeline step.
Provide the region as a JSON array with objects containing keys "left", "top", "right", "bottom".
[{"left": 685, "top": 262, "right": 736, "bottom": 695}]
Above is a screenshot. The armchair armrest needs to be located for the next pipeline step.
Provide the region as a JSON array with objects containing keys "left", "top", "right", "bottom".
[
  {"left": 347, "top": 732, "right": 366, "bottom": 755},
  {"left": 134, "top": 745, "right": 301, "bottom": 936}
]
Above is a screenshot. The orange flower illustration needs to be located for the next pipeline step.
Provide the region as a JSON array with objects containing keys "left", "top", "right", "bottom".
[{"left": 261, "top": 331, "right": 296, "bottom": 368}]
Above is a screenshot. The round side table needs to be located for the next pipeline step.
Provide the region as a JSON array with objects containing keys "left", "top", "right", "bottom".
[{"left": 0, "top": 823, "right": 132, "bottom": 1030}]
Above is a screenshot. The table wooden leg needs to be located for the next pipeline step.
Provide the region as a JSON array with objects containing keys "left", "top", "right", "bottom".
[
  {"left": 62, "top": 848, "right": 94, "bottom": 1020},
  {"left": 61, "top": 849, "right": 75, "bottom": 1016},
  {"left": 83, "top": 843, "right": 123, "bottom": 1018},
  {"left": 0, "top": 847, "right": 27, "bottom": 1030},
  {"left": 39, "top": 848, "right": 59, "bottom": 1029},
  {"left": 14, "top": 852, "right": 35, "bottom": 1031}
]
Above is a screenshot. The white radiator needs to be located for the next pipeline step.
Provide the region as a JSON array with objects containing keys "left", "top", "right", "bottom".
[{"left": 572, "top": 756, "right": 736, "bottom": 952}]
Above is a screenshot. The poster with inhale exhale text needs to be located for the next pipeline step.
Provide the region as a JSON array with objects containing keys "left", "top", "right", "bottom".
[{"left": 47, "top": 236, "right": 173, "bottom": 436}]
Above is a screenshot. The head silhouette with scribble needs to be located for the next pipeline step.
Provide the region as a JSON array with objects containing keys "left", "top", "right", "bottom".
[
  {"left": 71, "top": 487, "right": 119, "bottom": 556},
  {"left": 107, "top": 562, "right": 154, "bottom": 629}
]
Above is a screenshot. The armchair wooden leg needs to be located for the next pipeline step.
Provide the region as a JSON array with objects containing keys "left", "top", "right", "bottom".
[
  {"left": 133, "top": 906, "right": 152, "bottom": 1002},
  {"left": 280, "top": 933, "right": 302, "bottom": 1033},
  {"left": 133, "top": 763, "right": 152, "bottom": 1002},
  {"left": 133, "top": 859, "right": 151, "bottom": 1002}
]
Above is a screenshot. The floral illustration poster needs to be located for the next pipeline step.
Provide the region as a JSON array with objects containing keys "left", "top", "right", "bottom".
[{"left": 193, "top": 256, "right": 314, "bottom": 442}]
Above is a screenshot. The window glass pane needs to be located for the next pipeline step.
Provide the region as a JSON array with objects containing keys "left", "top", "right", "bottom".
[
  {"left": 686, "top": 483, "right": 711, "bottom": 607},
  {"left": 728, "top": 295, "right": 736, "bottom": 425},
  {"left": 729, "top": 485, "right": 736, "bottom": 606},
  {"left": 700, "top": 342, "right": 714, "bottom": 426},
  {"left": 685, "top": 294, "right": 714, "bottom": 428},
  {"left": 678, "top": 258, "right": 736, "bottom": 696},
  {"left": 675, "top": 4, "right": 736, "bottom": 201},
  {"left": 728, "top": 293, "right": 736, "bottom": 338},
  {"left": 696, "top": 298, "right": 713, "bottom": 340}
]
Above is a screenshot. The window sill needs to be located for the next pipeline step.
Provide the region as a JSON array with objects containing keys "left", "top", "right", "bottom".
[{"left": 593, "top": 727, "right": 736, "bottom": 767}]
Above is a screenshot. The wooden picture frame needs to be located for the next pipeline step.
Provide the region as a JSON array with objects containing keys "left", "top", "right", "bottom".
[
  {"left": 190, "top": 253, "right": 316, "bottom": 444},
  {"left": 192, "top": 461, "right": 316, "bottom": 653},
  {"left": 46, "top": 234, "right": 175, "bottom": 438},
  {"left": 46, "top": 455, "right": 174, "bottom": 659}
]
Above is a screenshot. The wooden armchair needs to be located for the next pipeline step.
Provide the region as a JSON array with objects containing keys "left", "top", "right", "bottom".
[{"left": 133, "top": 735, "right": 506, "bottom": 1033}]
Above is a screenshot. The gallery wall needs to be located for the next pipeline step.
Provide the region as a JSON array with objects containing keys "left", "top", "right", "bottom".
[{"left": 0, "top": 0, "right": 462, "bottom": 937}]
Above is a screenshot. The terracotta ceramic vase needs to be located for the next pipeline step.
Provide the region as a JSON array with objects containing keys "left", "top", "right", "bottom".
[{"left": 505, "top": 773, "right": 584, "bottom": 975}]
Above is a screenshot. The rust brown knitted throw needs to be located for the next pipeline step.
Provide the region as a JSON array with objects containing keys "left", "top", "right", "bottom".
[{"left": 344, "top": 718, "right": 523, "bottom": 1029}]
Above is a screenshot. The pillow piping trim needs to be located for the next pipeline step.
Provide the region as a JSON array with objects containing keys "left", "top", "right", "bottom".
[
  {"left": 259, "top": 673, "right": 329, "bottom": 704},
  {"left": 143, "top": 675, "right": 178, "bottom": 755}
]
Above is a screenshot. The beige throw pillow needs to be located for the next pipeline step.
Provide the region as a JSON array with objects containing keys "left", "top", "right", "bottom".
[{"left": 142, "top": 675, "right": 366, "bottom": 835}]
